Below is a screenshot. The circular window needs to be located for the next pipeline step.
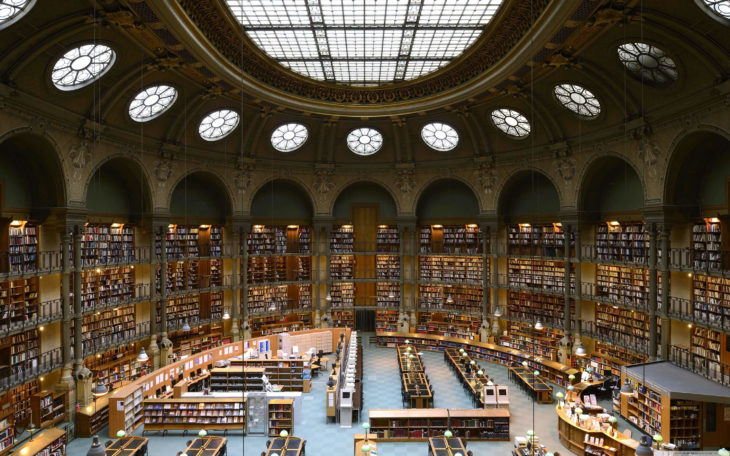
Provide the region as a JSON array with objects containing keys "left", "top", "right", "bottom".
[
  {"left": 553, "top": 84, "right": 601, "bottom": 118},
  {"left": 347, "top": 128, "right": 383, "bottom": 156},
  {"left": 617, "top": 42, "right": 677, "bottom": 85},
  {"left": 199, "top": 109, "right": 240, "bottom": 141},
  {"left": 421, "top": 122, "right": 459, "bottom": 151},
  {"left": 491, "top": 108, "right": 531, "bottom": 138},
  {"left": 271, "top": 123, "right": 308, "bottom": 152},
  {"left": 698, "top": 0, "right": 730, "bottom": 21},
  {"left": 51, "top": 43, "right": 116, "bottom": 91},
  {"left": 128, "top": 85, "right": 178, "bottom": 122},
  {"left": 0, "top": 0, "right": 34, "bottom": 30}
]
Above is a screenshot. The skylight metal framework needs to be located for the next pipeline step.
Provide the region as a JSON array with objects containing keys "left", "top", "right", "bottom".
[{"left": 226, "top": 0, "right": 504, "bottom": 86}]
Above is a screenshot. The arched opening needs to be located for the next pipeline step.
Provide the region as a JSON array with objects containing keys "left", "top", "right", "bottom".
[
  {"left": 666, "top": 131, "right": 730, "bottom": 217},
  {"left": 250, "top": 180, "right": 313, "bottom": 220},
  {"left": 0, "top": 133, "right": 65, "bottom": 218},
  {"left": 498, "top": 170, "right": 560, "bottom": 222},
  {"left": 170, "top": 171, "right": 232, "bottom": 223},
  {"left": 580, "top": 156, "right": 643, "bottom": 221},
  {"left": 416, "top": 179, "right": 479, "bottom": 221},
  {"left": 86, "top": 157, "right": 152, "bottom": 221},
  {"left": 332, "top": 181, "right": 397, "bottom": 220}
]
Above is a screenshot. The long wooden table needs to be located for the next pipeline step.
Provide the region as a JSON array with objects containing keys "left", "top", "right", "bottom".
[
  {"left": 445, "top": 348, "right": 490, "bottom": 407},
  {"left": 397, "top": 345, "right": 424, "bottom": 372},
  {"left": 182, "top": 436, "right": 227, "bottom": 456},
  {"left": 402, "top": 372, "right": 433, "bottom": 408},
  {"left": 105, "top": 436, "right": 149, "bottom": 456},
  {"left": 509, "top": 366, "right": 553, "bottom": 403},
  {"left": 428, "top": 436, "right": 468, "bottom": 456},
  {"left": 265, "top": 436, "right": 305, "bottom": 456}
]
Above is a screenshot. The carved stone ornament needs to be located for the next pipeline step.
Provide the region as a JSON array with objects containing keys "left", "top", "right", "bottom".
[
  {"left": 474, "top": 161, "right": 496, "bottom": 194},
  {"left": 69, "top": 141, "right": 91, "bottom": 170},
  {"left": 634, "top": 125, "right": 659, "bottom": 174},
  {"left": 396, "top": 168, "right": 415, "bottom": 194},
  {"left": 234, "top": 169, "right": 250, "bottom": 193},
  {"left": 313, "top": 168, "right": 334, "bottom": 195},
  {"left": 555, "top": 147, "right": 576, "bottom": 183},
  {"left": 154, "top": 158, "right": 173, "bottom": 184}
]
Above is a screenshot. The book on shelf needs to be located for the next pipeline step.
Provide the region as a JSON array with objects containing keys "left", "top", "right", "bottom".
[
  {"left": 330, "top": 225, "right": 354, "bottom": 253},
  {"left": 7, "top": 220, "right": 38, "bottom": 273},
  {"left": 419, "top": 224, "right": 484, "bottom": 254},
  {"left": 418, "top": 255, "right": 484, "bottom": 284},
  {"left": 507, "top": 291, "right": 573, "bottom": 330},
  {"left": 507, "top": 223, "right": 573, "bottom": 257},
  {"left": 418, "top": 284, "right": 483, "bottom": 313},
  {"left": 0, "top": 277, "right": 40, "bottom": 330},
  {"left": 691, "top": 218, "right": 723, "bottom": 270},
  {"left": 595, "top": 222, "right": 648, "bottom": 263},
  {"left": 507, "top": 258, "right": 575, "bottom": 292},
  {"left": 247, "top": 225, "right": 310, "bottom": 254},
  {"left": 376, "top": 225, "right": 400, "bottom": 253},
  {"left": 82, "top": 223, "right": 135, "bottom": 265}
]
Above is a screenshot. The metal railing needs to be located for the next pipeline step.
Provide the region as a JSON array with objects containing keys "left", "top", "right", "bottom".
[
  {"left": 581, "top": 320, "right": 650, "bottom": 355},
  {"left": 670, "top": 345, "right": 730, "bottom": 387},
  {"left": 80, "top": 283, "right": 151, "bottom": 313},
  {"left": 79, "top": 246, "right": 151, "bottom": 268},
  {"left": 0, "top": 347, "right": 62, "bottom": 392},
  {"left": 78, "top": 321, "right": 151, "bottom": 358},
  {"left": 668, "top": 296, "right": 730, "bottom": 332}
]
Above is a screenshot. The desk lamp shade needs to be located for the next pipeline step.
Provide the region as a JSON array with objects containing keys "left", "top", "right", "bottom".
[
  {"left": 327, "top": 376, "right": 335, "bottom": 387},
  {"left": 556, "top": 392, "right": 564, "bottom": 399},
  {"left": 279, "top": 430, "right": 288, "bottom": 438},
  {"left": 116, "top": 430, "right": 126, "bottom": 438},
  {"left": 477, "top": 370, "right": 484, "bottom": 376},
  {"left": 487, "top": 380, "right": 494, "bottom": 386},
  {"left": 574, "top": 341, "right": 587, "bottom": 357},
  {"left": 575, "top": 408, "right": 583, "bottom": 415},
  {"left": 653, "top": 434, "right": 663, "bottom": 445},
  {"left": 635, "top": 436, "right": 654, "bottom": 456},
  {"left": 526, "top": 429, "right": 535, "bottom": 436},
  {"left": 567, "top": 385, "right": 574, "bottom": 391},
  {"left": 199, "top": 430, "right": 207, "bottom": 437},
  {"left": 568, "top": 374, "right": 575, "bottom": 381},
  {"left": 494, "top": 306, "right": 502, "bottom": 317},
  {"left": 405, "top": 339, "right": 410, "bottom": 345},
  {"left": 718, "top": 449, "right": 730, "bottom": 456},
  {"left": 546, "top": 453, "right": 554, "bottom": 456},
  {"left": 362, "top": 423, "right": 370, "bottom": 430},
  {"left": 87, "top": 436, "right": 105, "bottom": 456},
  {"left": 361, "top": 444, "right": 371, "bottom": 453},
  {"left": 444, "top": 430, "right": 453, "bottom": 438},
  {"left": 534, "top": 370, "right": 540, "bottom": 376},
  {"left": 182, "top": 320, "right": 191, "bottom": 331},
  {"left": 453, "top": 453, "right": 463, "bottom": 456},
  {"left": 609, "top": 417, "right": 618, "bottom": 423}
]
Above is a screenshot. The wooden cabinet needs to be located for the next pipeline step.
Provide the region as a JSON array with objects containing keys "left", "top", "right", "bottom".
[
  {"left": 31, "top": 391, "right": 65, "bottom": 429},
  {"left": 268, "top": 398, "right": 293, "bottom": 437}
]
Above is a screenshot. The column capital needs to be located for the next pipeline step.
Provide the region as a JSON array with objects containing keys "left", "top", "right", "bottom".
[
  {"left": 395, "top": 216, "right": 417, "bottom": 233},
  {"left": 231, "top": 216, "right": 253, "bottom": 233},
  {"left": 146, "top": 214, "right": 171, "bottom": 234},
  {"left": 312, "top": 216, "right": 335, "bottom": 233}
]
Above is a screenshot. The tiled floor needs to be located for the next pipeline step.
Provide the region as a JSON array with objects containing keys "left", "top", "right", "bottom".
[{"left": 66, "top": 334, "right": 641, "bottom": 455}]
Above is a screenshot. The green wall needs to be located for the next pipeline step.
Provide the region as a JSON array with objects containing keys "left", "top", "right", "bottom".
[
  {"left": 333, "top": 182, "right": 397, "bottom": 218},
  {"left": 581, "top": 157, "right": 643, "bottom": 214},
  {"left": 0, "top": 152, "right": 32, "bottom": 209},
  {"left": 672, "top": 134, "right": 730, "bottom": 213},
  {"left": 499, "top": 172, "right": 559, "bottom": 217},
  {"left": 417, "top": 180, "right": 478, "bottom": 219},
  {"left": 171, "top": 173, "right": 230, "bottom": 219},
  {"left": 251, "top": 181, "right": 313, "bottom": 218},
  {"left": 87, "top": 168, "right": 132, "bottom": 215}
]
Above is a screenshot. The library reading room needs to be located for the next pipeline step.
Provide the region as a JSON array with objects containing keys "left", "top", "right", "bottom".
[{"left": 0, "top": 0, "right": 729, "bottom": 455}]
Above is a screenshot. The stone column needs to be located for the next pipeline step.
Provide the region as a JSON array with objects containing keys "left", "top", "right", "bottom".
[
  {"left": 660, "top": 226, "right": 671, "bottom": 359},
  {"left": 55, "top": 230, "right": 74, "bottom": 416},
  {"left": 72, "top": 225, "right": 92, "bottom": 406},
  {"left": 648, "top": 225, "right": 658, "bottom": 361},
  {"left": 558, "top": 224, "right": 573, "bottom": 363},
  {"left": 574, "top": 226, "right": 583, "bottom": 342},
  {"left": 148, "top": 227, "right": 160, "bottom": 369},
  {"left": 230, "top": 226, "right": 241, "bottom": 341},
  {"left": 241, "top": 224, "right": 251, "bottom": 339},
  {"left": 158, "top": 226, "right": 173, "bottom": 365},
  {"left": 490, "top": 226, "right": 500, "bottom": 336}
]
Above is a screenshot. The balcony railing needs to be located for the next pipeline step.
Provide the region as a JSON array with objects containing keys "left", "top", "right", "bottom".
[
  {"left": 0, "top": 298, "right": 63, "bottom": 335},
  {"left": 581, "top": 320, "right": 649, "bottom": 355},
  {"left": 670, "top": 345, "right": 730, "bottom": 387},
  {"left": 77, "top": 321, "right": 151, "bottom": 358},
  {"left": 0, "top": 347, "right": 62, "bottom": 392}
]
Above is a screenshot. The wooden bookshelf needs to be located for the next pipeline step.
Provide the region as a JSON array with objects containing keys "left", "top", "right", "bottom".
[
  {"left": 199, "top": 224, "right": 223, "bottom": 257},
  {"left": 268, "top": 398, "right": 294, "bottom": 437},
  {"left": 230, "top": 359, "right": 312, "bottom": 392},
  {"left": 691, "top": 218, "right": 728, "bottom": 270},
  {"left": 248, "top": 256, "right": 311, "bottom": 283},
  {"left": 331, "top": 225, "right": 354, "bottom": 253},
  {"left": 331, "top": 310, "right": 354, "bottom": 328},
  {"left": 249, "top": 313, "right": 313, "bottom": 337},
  {"left": 166, "top": 323, "right": 225, "bottom": 359},
  {"left": 507, "top": 291, "right": 573, "bottom": 329},
  {"left": 0, "top": 328, "right": 39, "bottom": 378},
  {"left": 109, "top": 385, "right": 144, "bottom": 436},
  {"left": 4, "top": 380, "right": 39, "bottom": 427},
  {"left": 4, "top": 220, "right": 38, "bottom": 273},
  {"left": 575, "top": 342, "right": 646, "bottom": 377},
  {"left": 12, "top": 427, "right": 65, "bottom": 456},
  {"left": 158, "top": 295, "right": 199, "bottom": 329},
  {"left": 419, "top": 224, "right": 484, "bottom": 255},
  {"left": 85, "top": 345, "right": 141, "bottom": 391},
  {"left": 376, "top": 332, "right": 579, "bottom": 388},
  {"left": 376, "top": 310, "right": 398, "bottom": 332},
  {"left": 74, "top": 304, "right": 136, "bottom": 354},
  {"left": 0, "top": 277, "right": 39, "bottom": 330},
  {"left": 595, "top": 264, "right": 663, "bottom": 305},
  {"left": 416, "top": 312, "right": 481, "bottom": 340},
  {"left": 376, "top": 225, "right": 399, "bottom": 253},
  {"left": 156, "top": 261, "right": 198, "bottom": 293},
  {"left": 0, "top": 410, "right": 13, "bottom": 455},
  {"left": 82, "top": 223, "right": 134, "bottom": 265},
  {"left": 76, "top": 394, "right": 109, "bottom": 438},
  {"left": 368, "top": 408, "right": 509, "bottom": 441},
  {"left": 508, "top": 259, "right": 575, "bottom": 292},
  {"left": 689, "top": 326, "right": 730, "bottom": 378},
  {"left": 81, "top": 266, "right": 135, "bottom": 307},
  {"left": 31, "top": 390, "right": 65, "bottom": 429},
  {"left": 331, "top": 282, "right": 355, "bottom": 307},
  {"left": 247, "top": 224, "right": 310, "bottom": 255},
  {"left": 210, "top": 367, "right": 265, "bottom": 392},
  {"left": 595, "top": 304, "right": 651, "bottom": 344},
  {"left": 418, "top": 284, "right": 483, "bottom": 313},
  {"left": 419, "top": 255, "right": 483, "bottom": 284},
  {"left": 692, "top": 274, "right": 730, "bottom": 328},
  {"left": 330, "top": 255, "right": 355, "bottom": 280},
  {"left": 248, "top": 284, "right": 311, "bottom": 313},
  {"left": 162, "top": 225, "right": 200, "bottom": 259},
  {"left": 595, "top": 221, "right": 648, "bottom": 264},
  {"left": 376, "top": 283, "right": 399, "bottom": 307},
  {"left": 376, "top": 254, "right": 399, "bottom": 279},
  {"left": 143, "top": 397, "right": 246, "bottom": 431},
  {"left": 500, "top": 321, "right": 562, "bottom": 361},
  {"left": 208, "top": 258, "right": 223, "bottom": 287},
  {"left": 507, "top": 222, "right": 572, "bottom": 257}
]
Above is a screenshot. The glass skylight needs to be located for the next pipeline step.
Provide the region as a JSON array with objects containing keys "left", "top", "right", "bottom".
[
  {"left": 421, "top": 122, "right": 459, "bottom": 151},
  {"left": 347, "top": 127, "right": 383, "bottom": 155},
  {"left": 617, "top": 42, "right": 678, "bottom": 85},
  {"left": 0, "top": 0, "right": 33, "bottom": 30},
  {"left": 225, "top": 0, "right": 504, "bottom": 86},
  {"left": 491, "top": 108, "right": 530, "bottom": 138},
  {"left": 700, "top": 0, "right": 730, "bottom": 21},
  {"left": 199, "top": 109, "right": 240, "bottom": 141},
  {"left": 553, "top": 84, "right": 601, "bottom": 118},
  {"left": 51, "top": 44, "right": 115, "bottom": 91},
  {"left": 128, "top": 85, "right": 178, "bottom": 122},
  {"left": 271, "top": 123, "right": 308, "bottom": 152}
]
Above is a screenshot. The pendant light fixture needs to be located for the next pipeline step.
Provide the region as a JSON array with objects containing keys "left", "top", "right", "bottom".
[
  {"left": 534, "top": 320, "right": 544, "bottom": 330},
  {"left": 182, "top": 319, "right": 191, "bottom": 332},
  {"left": 446, "top": 294, "right": 454, "bottom": 304},
  {"left": 136, "top": 347, "right": 149, "bottom": 363},
  {"left": 326, "top": 291, "right": 332, "bottom": 301},
  {"left": 620, "top": 378, "right": 634, "bottom": 396},
  {"left": 494, "top": 306, "right": 502, "bottom": 317},
  {"left": 222, "top": 310, "right": 230, "bottom": 320},
  {"left": 388, "top": 287, "right": 395, "bottom": 299},
  {"left": 574, "top": 340, "right": 587, "bottom": 357}
]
